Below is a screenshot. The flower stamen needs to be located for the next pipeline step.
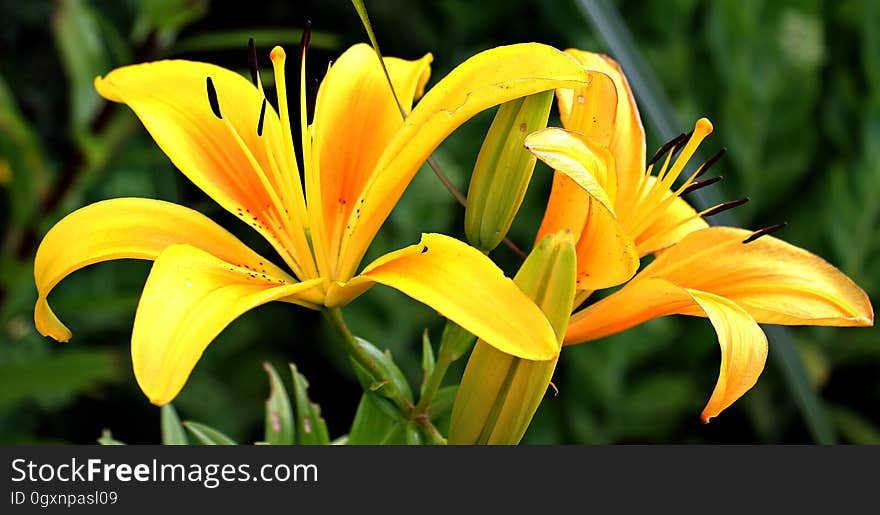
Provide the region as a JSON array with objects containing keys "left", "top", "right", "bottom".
[
  {"left": 205, "top": 77, "right": 222, "bottom": 119},
  {"left": 701, "top": 197, "right": 749, "bottom": 217},
  {"left": 742, "top": 222, "right": 787, "bottom": 244}
]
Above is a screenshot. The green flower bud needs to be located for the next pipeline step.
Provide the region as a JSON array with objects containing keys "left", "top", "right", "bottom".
[
  {"left": 448, "top": 230, "right": 576, "bottom": 444},
  {"left": 464, "top": 90, "right": 554, "bottom": 253}
]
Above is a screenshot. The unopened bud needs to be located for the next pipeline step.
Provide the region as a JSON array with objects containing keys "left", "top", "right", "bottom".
[
  {"left": 464, "top": 91, "right": 554, "bottom": 253},
  {"left": 448, "top": 230, "right": 576, "bottom": 444}
]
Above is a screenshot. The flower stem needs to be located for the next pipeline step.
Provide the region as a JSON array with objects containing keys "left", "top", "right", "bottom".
[
  {"left": 323, "top": 307, "right": 411, "bottom": 412},
  {"left": 416, "top": 320, "right": 475, "bottom": 412}
]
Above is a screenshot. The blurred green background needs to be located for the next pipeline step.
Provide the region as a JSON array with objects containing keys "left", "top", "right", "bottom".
[{"left": 0, "top": 0, "right": 877, "bottom": 444}]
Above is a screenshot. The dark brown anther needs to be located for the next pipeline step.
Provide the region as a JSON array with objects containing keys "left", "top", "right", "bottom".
[
  {"left": 257, "top": 98, "right": 267, "bottom": 136},
  {"left": 681, "top": 175, "right": 723, "bottom": 195},
  {"left": 742, "top": 222, "right": 787, "bottom": 243},
  {"left": 299, "top": 19, "right": 312, "bottom": 61},
  {"left": 206, "top": 76, "right": 222, "bottom": 119},
  {"left": 421, "top": 246, "right": 428, "bottom": 253},
  {"left": 648, "top": 132, "right": 687, "bottom": 166},
  {"left": 703, "top": 197, "right": 749, "bottom": 217},
  {"left": 694, "top": 147, "right": 727, "bottom": 180},
  {"left": 248, "top": 37, "right": 259, "bottom": 86}
]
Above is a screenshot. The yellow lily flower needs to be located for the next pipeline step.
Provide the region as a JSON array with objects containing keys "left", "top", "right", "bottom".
[
  {"left": 524, "top": 49, "right": 873, "bottom": 422},
  {"left": 34, "top": 39, "right": 589, "bottom": 405}
]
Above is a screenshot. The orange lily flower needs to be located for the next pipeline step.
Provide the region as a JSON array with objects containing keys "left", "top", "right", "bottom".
[{"left": 525, "top": 49, "right": 873, "bottom": 422}]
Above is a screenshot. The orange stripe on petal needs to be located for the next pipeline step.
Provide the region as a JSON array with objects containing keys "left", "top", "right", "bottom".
[
  {"left": 311, "top": 44, "right": 433, "bottom": 276},
  {"left": 336, "top": 43, "right": 589, "bottom": 281}
]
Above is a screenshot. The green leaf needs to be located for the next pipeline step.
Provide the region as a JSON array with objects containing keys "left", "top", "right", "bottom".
[
  {"left": 262, "top": 362, "right": 294, "bottom": 445},
  {"left": 347, "top": 393, "right": 405, "bottom": 445},
  {"left": 831, "top": 406, "right": 880, "bottom": 445},
  {"left": 350, "top": 337, "right": 413, "bottom": 403},
  {"left": 161, "top": 404, "right": 188, "bottom": 445},
  {"left": 97, "top": 429, "right": 125, "bottom": 445},
  {"left": 420, "top": 329, "right": 435, "bottom": 399},
  {"left": 51, "top": 0, "right": 118, "bottom": 131},
  {"left": 0, "top": 349, "right": 122, "bottom": 409},
  {"left": 183, "top": 421, "right": 237, "bottom": 445},
  {"left": 290, "top": 364, "right": 330, "bottom": 445}
]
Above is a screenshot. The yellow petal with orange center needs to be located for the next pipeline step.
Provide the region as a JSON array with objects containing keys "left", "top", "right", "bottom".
[
  {"left": 33, "top": 198, "right": 298, "bottom": 342},
  {"left": 132, "top": 244, "right": 325, "bottom": 405},
  {"left": 336, "top": 43, "right": 590, "bottom": 280},
  {"left": 311, "top": 44, "right": 433, "bottom": 274}
]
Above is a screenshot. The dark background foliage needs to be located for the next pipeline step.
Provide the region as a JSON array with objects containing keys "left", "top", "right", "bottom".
[{"left": 0, "top": 0, "right": 877, "bottom": 444}]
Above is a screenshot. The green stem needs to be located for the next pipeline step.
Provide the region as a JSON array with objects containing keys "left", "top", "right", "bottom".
[
  {"left": 323, "top": 307, "right": 411, "bottom": 412},
  {"left": 416, "top": 352, "right": 453, "bottom": 413},
  {"left": 418, "top": 417, "right": 448, "bottom": 445}
]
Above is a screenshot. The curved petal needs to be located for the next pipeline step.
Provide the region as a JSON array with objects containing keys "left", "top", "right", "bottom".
[
  {"left": 341, "top": 233, "right": 559, "bottom": 360},
  {"left": 632, "top": 175, "right": 709, "bottom": 255},
  {"left": 687, "top": 289, "right": 768, "bottom": 423},
  {"left": 566, "top": 278, "right": 768, "bottom": 422},
  {"left": 561, "top": 50, "right": 646, "bottom": 205},
  {"left": 641, "top": 227, "right": 874, "bottom": 326},
  {"left": 34, "top": 198, "right": 294, "bottom": 342},
  {"left": 95, "top": 60, "right": 313, "bottom": 276},
  {"left": 132, "top": 244, "right": 324, "bottom": 405},
  {"left": 526, "top": 128, "right": 638, "bottom": 290},
  {"left": 565, "top": 277, "right": 692, "bottom": 343},
  {"left": 312, "top": 44, "right": 433, "bottom": 270},
  {"left": 336, "top": 43, "right": 590, "bottom": 280}
]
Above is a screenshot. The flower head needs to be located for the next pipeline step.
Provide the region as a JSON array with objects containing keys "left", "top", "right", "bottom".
[
  {"left": 525, "top": 49, "right": 873, "bottom": 421},
  {"left": 34, "top": 37, "right": 590, "bottom": 405}
]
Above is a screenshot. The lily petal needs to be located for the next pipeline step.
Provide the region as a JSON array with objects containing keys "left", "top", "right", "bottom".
[
  {"left": 34, "top": 198, "right": 295, "bottom": 342},
  {"left": 337, "top": 43, "right": 590, "bottom": 280},
  {"left": 336, "top": 233, "right": 559, "bottom": 361},
  {"left": 312, "top": 44, "right": 433, "bottom": 270},
  {"left": 95, "top": 60, "right": 313, "bottom": 276},
  {"left": 561, "top": 50, "right": 646, "bottom": 205},
  {"left": 526, "top": 127, "right": 638, "bottom": 290},
  {"left": 687, "top": 289, "right": 768, "bottom": 423},
  {"left": 641, "top": 227, "right": 874, "bottom": 326},
  {"left": 566, "top": 278, "right": 767, "bottom": 422},
  {"left": 131, "top": 244, "right": 324, "bottom": 405}
]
